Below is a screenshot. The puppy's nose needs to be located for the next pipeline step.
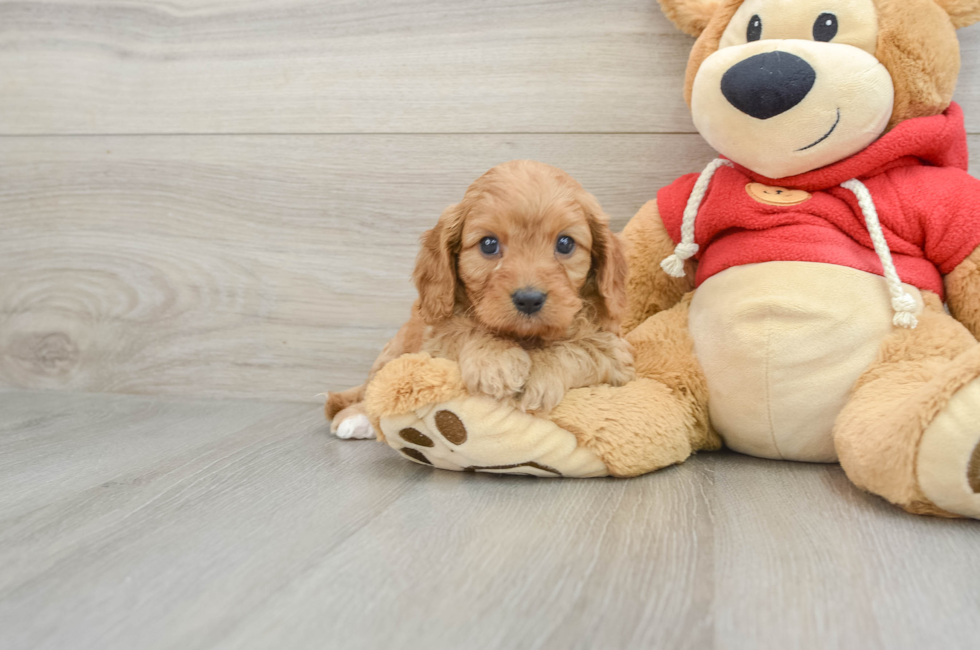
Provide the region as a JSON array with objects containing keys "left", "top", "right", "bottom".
[
  {"left": 511, "top": 289, "right": 547, "bottom": 315},
  {"left": 721, "top": 52, "right": 816, "bottom": 120}
]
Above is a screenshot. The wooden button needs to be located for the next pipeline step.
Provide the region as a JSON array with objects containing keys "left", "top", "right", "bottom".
[{"left": 746, "top": 183, "right": 812, "bottom": 206}]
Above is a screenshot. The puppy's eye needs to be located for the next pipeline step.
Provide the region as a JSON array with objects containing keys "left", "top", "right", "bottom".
[
  {"left": 747, "top": 14, "right": 763, "bottom": 42},
  {"left": 813, "top": 13, "right": 838, "bottom": 42},
  {"left": 556, "top": 235, "right": 575, "bottom": 255},
  {"left": 479, "top": 236, "right": 500, "bottom": 256}
]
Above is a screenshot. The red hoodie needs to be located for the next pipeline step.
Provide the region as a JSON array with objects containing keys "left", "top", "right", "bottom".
[{"left": 658, "top": 103, "right": 980, "bottom": 299}]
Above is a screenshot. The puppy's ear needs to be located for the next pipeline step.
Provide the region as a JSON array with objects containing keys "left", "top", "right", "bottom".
[
  {"left": 933, "top": 0, "right": 980, "bottom": 27},
  {"left": 658, "top": 0, "right": 725, "bottom": 37},
  {"left": 413, "top": 203, "right": 464, "bottom": 324},
  {"left": 581, "top": 194, "right": 629, "bottom": 330}
]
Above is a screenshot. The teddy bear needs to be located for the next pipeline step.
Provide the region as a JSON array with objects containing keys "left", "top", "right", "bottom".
[{"left": 358, "top": 0, "right": 980, "bottom": 519}]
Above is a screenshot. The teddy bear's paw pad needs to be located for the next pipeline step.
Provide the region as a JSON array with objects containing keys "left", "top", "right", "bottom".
[
  {"left": 380, "top": 396, "right": 608, "bottom": 478},
  {"left": 433, "top": 410, "right": 467, "bottom": 445},
  {"left": 917, "top": 377, "right": 980, "bottom": 519},
  {"left": 968, "top": 442, "right": 980, "bottom": 494}
]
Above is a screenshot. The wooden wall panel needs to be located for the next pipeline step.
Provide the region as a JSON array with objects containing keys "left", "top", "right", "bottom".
[
  {"left": 1, "top": 0, "right": 978, "bottom": 403},
  {"left": 0, "top": 133, "right": 720, "bottom": 401},
  {"left": 0, "top": 1, "right": 976, "bottom": 135},
  {"left": 0, "top": 0, "right": 692, "bottom": 135}
]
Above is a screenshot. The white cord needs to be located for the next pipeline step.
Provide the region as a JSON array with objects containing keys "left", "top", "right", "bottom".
[
  {"left": 841, "top": 179, "right": 919, "bottom": 329},
  {"left": 660, "top": 158, "right": 734, "bottom": 278}
]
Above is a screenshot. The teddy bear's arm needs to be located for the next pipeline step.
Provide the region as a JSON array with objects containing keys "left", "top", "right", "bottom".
[
  {"left": 621, "top": 199, "right": 695, "bottom": 334},
  {"left": 945, "top": 244, "right": 980, "bottom": 340}
]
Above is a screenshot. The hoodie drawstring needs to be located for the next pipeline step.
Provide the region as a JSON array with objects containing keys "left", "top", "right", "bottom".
[
  {"left": 840, "top": 179, "right": 919, "bottom": 329},
  {"left": 660, "top": 158, "right": 734, "bottom": 278},
  {"left": 661, "top": 159, "right": 919, "bottom": 329}
]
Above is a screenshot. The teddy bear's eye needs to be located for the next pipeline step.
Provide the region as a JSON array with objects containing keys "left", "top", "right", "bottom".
[
  {"left": 813, "top": 13, "right": 838, "bottom": 42},
  {"left": 747, "top": 14, "right": 763, "bottom": 42}
]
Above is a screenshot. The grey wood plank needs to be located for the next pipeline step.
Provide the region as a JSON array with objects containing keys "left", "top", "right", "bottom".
[
  {"left": 208, "top": 460, "right": 716, "bottom": 650},
  {"left": 0, "top": 133, "right": 720, "bottom": 401},
  {"left": 0, "top": 390, "right": 286, "bottom": 519},
  {"left": 712, "top": 455, "right": 980, "bottom": 650},
  {"left": 0, "top": 390, "right": 715, "bottom": 650},
  {"left": 1, "top": 2, "right": 976, "bottom": 135},
  {"left": 0, "top": 392, "right": 412, "bottom": 649},
  {"left": 955, "top": 23, "right": 980, "bottom": 132},
  {"left": 0, "top": 0, "right": 694, "bottom": 135},
  {"left": 3, "top": 391, "right": 980, "bottom": 650}
]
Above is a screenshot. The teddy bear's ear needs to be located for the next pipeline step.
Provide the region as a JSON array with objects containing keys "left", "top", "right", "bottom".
[
  {"left": 658, "top": 0, "right": 725, "bottom": 37},
  {"left": 933, "top": 0, "right": 980, "bottom": 27}
]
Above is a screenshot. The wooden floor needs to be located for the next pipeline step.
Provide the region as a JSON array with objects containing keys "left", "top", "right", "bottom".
[{"left": 1, "top": 390, "right": 978, "bottom": 650}]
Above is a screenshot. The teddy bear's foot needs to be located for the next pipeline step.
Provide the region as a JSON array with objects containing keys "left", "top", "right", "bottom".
[
  {"left": 379, "top": 397, "right": 609, "bottom": 477},
  {"left": 835, "top": 309, "right": 980, "bottom": 520},
  {"left": 365, "top": 352, "right": 609, "bottom": 477},
  {"left": 916, "top": 377, "right": 980, "bottom": 519}
]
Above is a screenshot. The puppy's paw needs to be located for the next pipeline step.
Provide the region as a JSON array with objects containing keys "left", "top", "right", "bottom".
[
  {"left": 520, "top": 371, "right": 567, "bottom": 415},
  {"left": 460, "top": 346, "right": 532, "bottom": 401},
  {"left": 334, "top": 414, "right": 377, "bottom": 440}
]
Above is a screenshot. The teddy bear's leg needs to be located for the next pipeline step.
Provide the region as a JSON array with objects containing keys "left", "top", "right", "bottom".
[
  {"left": 834, "top": 293, "right": 980, "bottom": 518},
  {"left": 551, "top": 295, "right": 722, "bottom": 477}
]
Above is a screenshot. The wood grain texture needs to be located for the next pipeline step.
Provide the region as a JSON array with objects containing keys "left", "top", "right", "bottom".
[
  {"left": 0, "top": 1, "right": 977, "bottom": 135},
  {"left": 1, "top": 390, "right": 978, "bottom": 650},
  {"left": 712, "top": 457, "right": 980, "bottom": 650},
  {"left": 0, "top": 133, "right": 721, "bottom": 401},
  {"left": 1, "top": 1, "right": 978, "bottom": 403}
]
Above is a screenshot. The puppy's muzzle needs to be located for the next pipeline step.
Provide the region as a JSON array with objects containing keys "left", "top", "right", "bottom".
[
  {"left": 721, "top": 51, "right": 816, "bottom": 120},
  {"left": 512, "top": 289, "right": 547, "bottom": 315}
]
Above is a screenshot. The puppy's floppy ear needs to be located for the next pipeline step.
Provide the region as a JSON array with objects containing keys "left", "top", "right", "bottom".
[
  {"left": 933, "top": 0, "right": 980, "bottom": 27},
  {"left": 580, "top": 193, "right": 629, "bottom": 330},
  {"left": 413, "top": 203, "right": 465, "bottom": 324},
  {"left": 658, "top": 0, "right": 724, "bottom": 37}
]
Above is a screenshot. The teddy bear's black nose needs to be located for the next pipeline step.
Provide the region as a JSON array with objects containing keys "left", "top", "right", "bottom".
[{"left": 721, "top": 51, "right": 817, "bottom": 120}]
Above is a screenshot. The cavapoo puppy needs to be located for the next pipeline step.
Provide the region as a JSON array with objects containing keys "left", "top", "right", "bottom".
[{"left": 328, "top": 160, "right": 635, "bottom": 439}]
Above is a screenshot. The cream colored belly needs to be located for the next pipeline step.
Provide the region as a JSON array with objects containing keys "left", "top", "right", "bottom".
[{"left": 689, "top": 262, "right": 924, "bottom": 463}]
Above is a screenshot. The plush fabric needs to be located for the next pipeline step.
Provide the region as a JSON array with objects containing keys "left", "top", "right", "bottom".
[
  {"left": 680, "top": 0, "right": 969, "bottom": 127},
  {"left": 934, "top": 0, "right": 980, "bottom": 28},
  {"left": 657, "top": 0, "right": 726, "bottom": 37},
  {"left": 690, "top": 36, "right": 894, "bottom": 178},
  {"left": 918, "top": 378, "right": 980, "bottom": 518},
  {"left": 834, "top": 296, "right": 980, "bottom": 516},
  {"left": 559, "top": 296, "right": 721, "bottom": 477},
  {"left": 364, "top": 353, "right": 468, "bottom": 443},
  {"left": 946, "top": 246, "right": 980, "bottom": 339},
  {"left": 683, "top": 0, "right": 745, "bottom": 104},
  {"left": 658, "top": 105, "right": 980, "bottom": 298},
  {"left": 875, "top": 0, "right": 962, "bottom": 129},
  {"left": 689, "top": 262, "right": 924, "bottom": 462},
  {"left": 620, "top": 200, "right": 695, "bottom": 333}
]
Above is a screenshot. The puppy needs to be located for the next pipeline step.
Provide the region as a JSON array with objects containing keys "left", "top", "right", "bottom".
[{"left": 328, "top": 160, "right": 635, "bottom": 440}]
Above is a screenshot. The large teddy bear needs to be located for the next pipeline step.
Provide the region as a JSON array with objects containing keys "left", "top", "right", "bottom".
[{"left": 360, "top": 0, "right": 980, "bottom": 519}]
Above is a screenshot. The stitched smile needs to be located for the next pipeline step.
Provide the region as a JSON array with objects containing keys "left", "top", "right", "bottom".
[{"left": 796, "top": 109, "right": 841, "bottom": 151}]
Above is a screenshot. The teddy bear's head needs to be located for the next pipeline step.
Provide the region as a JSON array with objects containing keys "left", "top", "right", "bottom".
[{"left": 659, "top": 0, "right": 980, "bottom": 178}]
